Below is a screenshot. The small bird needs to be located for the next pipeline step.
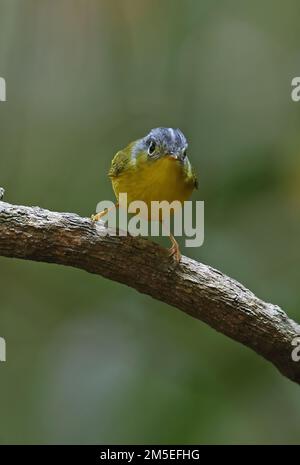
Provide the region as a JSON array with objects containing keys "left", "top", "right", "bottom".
[{"left": 91, "top": 127, "right": 198, "bottom": 261}]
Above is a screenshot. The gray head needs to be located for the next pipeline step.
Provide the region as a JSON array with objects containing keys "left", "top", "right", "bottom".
[{"left": 134, "top": 127, "right": 188, "bottom": 162}]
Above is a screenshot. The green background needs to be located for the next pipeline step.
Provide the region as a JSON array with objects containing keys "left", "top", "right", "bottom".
[{"left": 0, "top": 0, "right": 300, "bottom": 444}]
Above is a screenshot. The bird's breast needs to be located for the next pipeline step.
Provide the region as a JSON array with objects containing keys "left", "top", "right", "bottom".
[{"left": 112, "top": 156, "right": 194, "bottom": 211}]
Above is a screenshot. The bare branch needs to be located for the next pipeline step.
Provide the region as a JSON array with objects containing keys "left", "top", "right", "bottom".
[{"left": 0, "top": 192, "right": 299, "bottom": 384}]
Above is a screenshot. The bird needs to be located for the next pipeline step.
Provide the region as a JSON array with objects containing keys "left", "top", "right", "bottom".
[{"left": 91, "top": 127, "right": 198, "bottom": 261}]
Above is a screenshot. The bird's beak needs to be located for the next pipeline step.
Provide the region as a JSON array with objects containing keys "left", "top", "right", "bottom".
[{"left": 168, "top": 152, "right": 184, "bottom": 162}]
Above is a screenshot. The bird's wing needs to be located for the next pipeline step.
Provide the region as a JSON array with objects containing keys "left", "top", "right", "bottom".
[
  {"left": 108, "top": 150, "right": 131, "bottom": 178},
  {"left": 185, "top": 158, "right": 198, "bottom": 190},
  {"left": 192, "top": 166, "right": 198, "bottom": 189}
]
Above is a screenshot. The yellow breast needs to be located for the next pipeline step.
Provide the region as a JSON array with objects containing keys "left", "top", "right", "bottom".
[{"left": 111, "top": 156, "right": 194, "bottom": 220}]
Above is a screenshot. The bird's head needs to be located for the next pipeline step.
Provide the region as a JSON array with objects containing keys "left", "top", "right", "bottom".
[{"left": 132, "top": 127, "right": 188, "bottom": 163}]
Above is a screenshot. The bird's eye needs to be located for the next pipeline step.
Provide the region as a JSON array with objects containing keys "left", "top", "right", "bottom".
[
  {"left": 148, "top": 140, "right": 156, "bottom": 155},
  {"left": 183, "top": 149, "right": 187, "bottom": 158}
]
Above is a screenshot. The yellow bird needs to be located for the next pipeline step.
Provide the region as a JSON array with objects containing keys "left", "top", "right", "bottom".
[{"left": 92, "top": 127, "right": 198, "bottom": 261}]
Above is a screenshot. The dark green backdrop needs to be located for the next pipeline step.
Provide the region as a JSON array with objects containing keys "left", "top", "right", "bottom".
[{"left": 0, "top": 0, "right": 300, "bottom": 444}]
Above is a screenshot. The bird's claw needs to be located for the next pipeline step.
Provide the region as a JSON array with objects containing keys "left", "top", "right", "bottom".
[
  {"left": 91, "top": 214, "right": 98, "bottom": 222},
  {"left": 91, "top": 210, "right": 107, "bottom": 222},
  {"left": 168, "top": 244, "right": 181, "bottom": 263}
]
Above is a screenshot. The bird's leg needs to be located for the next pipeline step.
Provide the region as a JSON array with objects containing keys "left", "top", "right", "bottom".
[
  {"left": 168, "top": 233, "right": 181, "bottom": 262},
  {"left": 91, "top": 203, "right": 119, "bottom": 222}
]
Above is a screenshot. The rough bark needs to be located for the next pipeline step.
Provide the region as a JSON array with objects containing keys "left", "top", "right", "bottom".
[{"left": 0, "top": 194, "right": 299, "bottom": 385}]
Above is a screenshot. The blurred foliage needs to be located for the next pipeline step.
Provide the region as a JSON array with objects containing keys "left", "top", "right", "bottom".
[{"left": 0, "top": 0, "right": 300, "bottom": 444}]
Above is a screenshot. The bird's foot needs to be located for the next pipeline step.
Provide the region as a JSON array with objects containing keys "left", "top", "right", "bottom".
[
  {"left": 91, "top": 209, "right": 108, "bottom": 222},
  {"left": 168, "top": 243, "right": 181, "bottom": 263}
]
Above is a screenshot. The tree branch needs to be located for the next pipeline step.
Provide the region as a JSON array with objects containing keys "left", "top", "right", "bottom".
[{"left": 0, "top": 190, "right": 299, "bottom": 385}]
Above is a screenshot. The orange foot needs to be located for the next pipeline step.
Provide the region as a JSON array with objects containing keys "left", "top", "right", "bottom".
[{"left": 168, "top": 233, "right": 181, "bottom": 263}]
